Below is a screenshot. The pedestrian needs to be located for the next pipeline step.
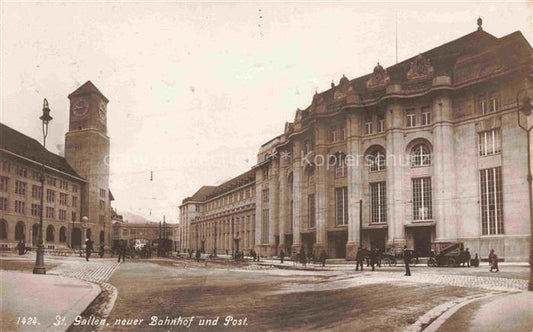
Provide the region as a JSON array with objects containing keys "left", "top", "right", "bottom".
[
  {"left": 299, "top": 248, "right": 306, "bottom": 267},
  {"left": 488, "top": 249, "right": 495, "bottom": 266},
  {"left": 117, "top": 241, "right": 126, "bottom": 263},
  {"left": 464, "top": 248, "right": 471, "bottom": 267},
  {"left": 99, "top": 243, "right": 105, "bottom": 258},
  {"left": 370, "top": 248, "right": 378, "bottom": 271},
  {"left": 279, "top": 249, "right": 285, "bottom": 264},
  {"left": 85, "top": 238, "right": 94, "bottom": 262},
  {"left": 472, "top": 253, "right": 480, "bottom": 267},
  {"left": 490, "top": 251, "right": 499, "bottom": 272},
  {"left": 355, "top": 247, "right": 364, "bottom": 271},
  {"left": 403, "top": 246, "right": 412, "bottom": 276},
  {"left": 319, "top": 249, "right": 328, "bottom": 268},
  {"left": 196, "top": 249, "right": 201, "bottom": 262},
  {"left": 16, "top": 240, "right": 25, "bottom": 255}
]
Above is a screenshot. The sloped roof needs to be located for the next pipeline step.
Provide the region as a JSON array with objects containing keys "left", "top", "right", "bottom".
[
  {"left": 0, "top": 122, "right": 83, "bottom": 180},
  {"left": 68, "top": 80, "right": 109, "bottom": 103}
]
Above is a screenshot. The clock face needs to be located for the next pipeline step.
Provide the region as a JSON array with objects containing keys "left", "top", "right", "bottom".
[
  {"left": 72, "top": 99, "right": 89, "bottom": 117},
  {"left": 98, "top": 102, "right": 106, "bottom": 121}
]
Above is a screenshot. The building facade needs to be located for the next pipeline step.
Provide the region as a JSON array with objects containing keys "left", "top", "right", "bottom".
[
  {"left": 111, "top": 215, "right": 179, "bottom": 251},
  {"left": 182, "top": 23, "right": 532, "bottom": 262},
  {"left": 179, "top": 170, "right": 256, "bottom": 255},
  {"left": 0, "top": 81, "right": 116, "bottom": 249}
]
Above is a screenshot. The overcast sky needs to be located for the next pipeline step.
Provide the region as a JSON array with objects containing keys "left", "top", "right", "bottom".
[{"left": 1, "top": 1, "right": 531, "bottom": 223}]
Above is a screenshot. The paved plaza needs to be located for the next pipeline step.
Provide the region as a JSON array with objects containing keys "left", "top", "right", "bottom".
[{"left": 0, "top": 253, "right": 531, "bottom": 331}]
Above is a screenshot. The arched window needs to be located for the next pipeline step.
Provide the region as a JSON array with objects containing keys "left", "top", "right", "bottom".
[
  {"left": 46, "top": 225, "right": 55, "bottom": 242},
  {"left": 59, "top": 226, "right": 67, "bottom": 242},
  {"left": 368, "top": 150, "right": 386, "bottom": 172},
  {"left": 0, "top": 219, "right": 7, "bottom": 239},
  {"left": 411, "top": 144, "right": 431, "bottom": 167}
]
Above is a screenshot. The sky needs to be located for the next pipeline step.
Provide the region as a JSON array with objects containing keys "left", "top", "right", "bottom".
[{"left": 1, "top": 1, "right": 531, "bottom": 223}]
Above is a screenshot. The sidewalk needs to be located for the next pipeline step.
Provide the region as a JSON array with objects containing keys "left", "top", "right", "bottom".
[
  {"left": 0, "top": 270, "right": 101, "bottom": 332},
  {"left": 431, "top": 291, "right": 533, "bottom": 332}
]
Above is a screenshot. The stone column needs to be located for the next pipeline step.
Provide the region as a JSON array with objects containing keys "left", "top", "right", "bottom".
[
  {"left": 385, "top": 103, "right": 405, "bottom": 249},
  {"left": 254, "top": 168, "right": 263, "bottom": 252},
  {"left": 278, "top": 154, "right": 288, "bottom": 252},
  {"left": 346, "top": 112, "right": 363, "bottom": 260},
  {"left": 292, "top": 140, "right": 303, "bottom": 251},
  {"left": 433, "top": 95, "right": 457, "bottom": 241},
  {"left": 269, "top": 160, "right": 279, "bottom": 256},
  {"left": 314, "top": 125, "right": 328, "bottom": 256}
]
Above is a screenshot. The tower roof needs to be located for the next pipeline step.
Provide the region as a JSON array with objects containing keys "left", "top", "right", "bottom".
[{"left": 68, "top": 80, "right": 109, "bottom": 103}]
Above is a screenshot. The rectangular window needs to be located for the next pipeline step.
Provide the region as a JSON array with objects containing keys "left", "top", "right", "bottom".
[
  {"left": 308, "top": 194, "right": 316, "bottom": 228},
  {"left": 195, "top": 205, "right": 200, "bottom": 212},
  {"left": 421, "top": 106, "right": 431, "bottom": 125},
  {"left": 1, "top": 161, "right": 10, "bottom": 172},
  {"left": 15, "top": 181, "right": 26, "bottom": 195},
  {"left": 32, "top": 185, "right": 42, "bottom": 199},
  {"left": 480, "top": 167, "right": 504, "bottom": 235},
  {"left": 16, "top": 166, "right": 27, "bottom": 177},
  {"left": 335, "top": 187, "right": 348, "bottom": 225},
  {"left": 100, "top": 188, "right": 106, "bottom": 197},
  {"left": 377, "top": 115, "right": 385, "bottom": 133},
  {"left": 412, "top": 177, "right": 432, "bottom": 221},
  {"left": 59, "top": 209, "right": 67, "bottom": 220},
  {"left": 46, "top": 177, "right": 56, "bottom": 187},
  {"left": 478, "top": 129, "right": 501, "bottom": 156},
  {"left": 406, "top": 109, "right": 416, "bottom": 127},
  {"left": 262, "top": 189, "right": 269, "bottom": 204},
  {"left": 72, "top": 196, "right": 78, "bottom": 207},
  {"left": 46, "top": 207, "right": 54, "bottom": 219},
  {"left": 0, "top": 197, "right": 8, "bottom": 211},
  {"left": 46, "top": 189, "right": 55, "bottom": 203},
  {"left": 262, "top": 167, "right": 269, "bottom": 179},
  {"left": 329, "top": 126, "right": 337, "bottom": 143},
  {"left": 478, "top": 93, "right": 487, "bottom": 114},
  {"left": 370, "top": 182, "right": 387, "bottom": 223},
  {"left": 15, "top": 200, "right": 25, "bottom": 214},
  {"left": 0, "top": 176, "right": 8, "bottom": 192},
  {"left": 99, "top": 215, "right": 105, "bottom": 223},
  {"left": 488, "top": 93, "right": 499, "bottom": 113},
  {"left": 261, "top": 209, "right": 269, "bottom": 244},
  {"left": 365, "top": 120, "right": 373, "bottom": 135},
  {"left": 31, "top": 204, "right": 41, "bottom": 216},
  {"left": 72, "top": 184, "right": 78, "bottom": 193},
  {"left": 59, "top": 193, "right": 68, "bottom": 206},
  {"left": 340, "top": 126, "right": 346, "bottom": 141},
  {"left": 71, "top": 211, "right": 77, "bottom": 222},
  {"left": 59, "top": 180, "right": 68, "bottom": 190}
]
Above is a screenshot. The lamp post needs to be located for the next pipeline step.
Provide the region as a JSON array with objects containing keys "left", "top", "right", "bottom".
[
  {"left": 33, "top": 99, "right": 52, "bottom": 275},
  {"left": 516, "top": 88, "right": 533, "bottom": 291}
]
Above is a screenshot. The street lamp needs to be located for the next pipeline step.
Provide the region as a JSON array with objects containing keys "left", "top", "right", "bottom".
[
  {"left": 33, "top": 99, "right": 52, "bottom": 275},
  {"left": 516, "top": 88, "right": 533, "bottom": 291}
]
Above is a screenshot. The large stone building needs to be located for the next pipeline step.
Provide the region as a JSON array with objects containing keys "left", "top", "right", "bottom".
[
  {"left": 0, "top": 81, "right": 115, "bottom": 249},
  {"left": 182, "top": 21, "right": 532, "bottom": 262},
  {"left": 179, "top": 169, "right": 256, "bottom": 254}
]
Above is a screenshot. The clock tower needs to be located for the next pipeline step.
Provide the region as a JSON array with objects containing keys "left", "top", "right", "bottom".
[{"left": 65, "top": 81, "right": 111, "bottom": 246}]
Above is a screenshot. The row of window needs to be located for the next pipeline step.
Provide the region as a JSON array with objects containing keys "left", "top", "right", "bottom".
[
  {"left": 206, "top": 186, "right": 256, "bottom": 212},
  {"left": 1, "top": 162, "right": 79, "bottom": 193},
  {"left": 2, "top": 178, "right": 80, "bottom": 206},
  {"left": 1, "top": 199, "right": 78, "bottom": 221},
  {"left": 298, "top": 166, "right": 502, "bottom": 235}
]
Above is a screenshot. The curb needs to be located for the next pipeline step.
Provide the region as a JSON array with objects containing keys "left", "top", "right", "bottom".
[
  {"left": 404, "top": 292, "right": 505, "bottom": 332},
  {"left": 43, "top": 279, "right": 102, "bottom": 332}
]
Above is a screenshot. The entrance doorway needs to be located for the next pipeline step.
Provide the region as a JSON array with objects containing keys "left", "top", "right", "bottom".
[
  {"left": 327, "top": 231, "right": 347, "bottom": 258},
  {"left": 412, "top": 228, "right": 432, "bottom": 257},
  {"left": 368, "top": 229, "right": 387, "bottom": 252}
]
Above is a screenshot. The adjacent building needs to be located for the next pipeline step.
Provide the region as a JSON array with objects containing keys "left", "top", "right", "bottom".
[
  {"left": 179, "top": 170, "right": 256, "bottom": 254},
  {"left": 181, "top": 21, "right": 532, "bottom": 261},
  {"left": 0, "top": 81, "right": 116, "bottom": 249}
]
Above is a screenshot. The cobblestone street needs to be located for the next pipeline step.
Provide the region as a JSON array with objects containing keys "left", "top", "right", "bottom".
[{"left": 48, "top": 258, "right": 121, "bottom": 284}]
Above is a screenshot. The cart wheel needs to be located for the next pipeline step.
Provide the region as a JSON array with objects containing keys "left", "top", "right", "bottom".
[
  {"left": 448, "top": 258, "right": 456, "bottom": 267},
  {"left": 427, "top": 258, "right": 436, "bottom": 267}
]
